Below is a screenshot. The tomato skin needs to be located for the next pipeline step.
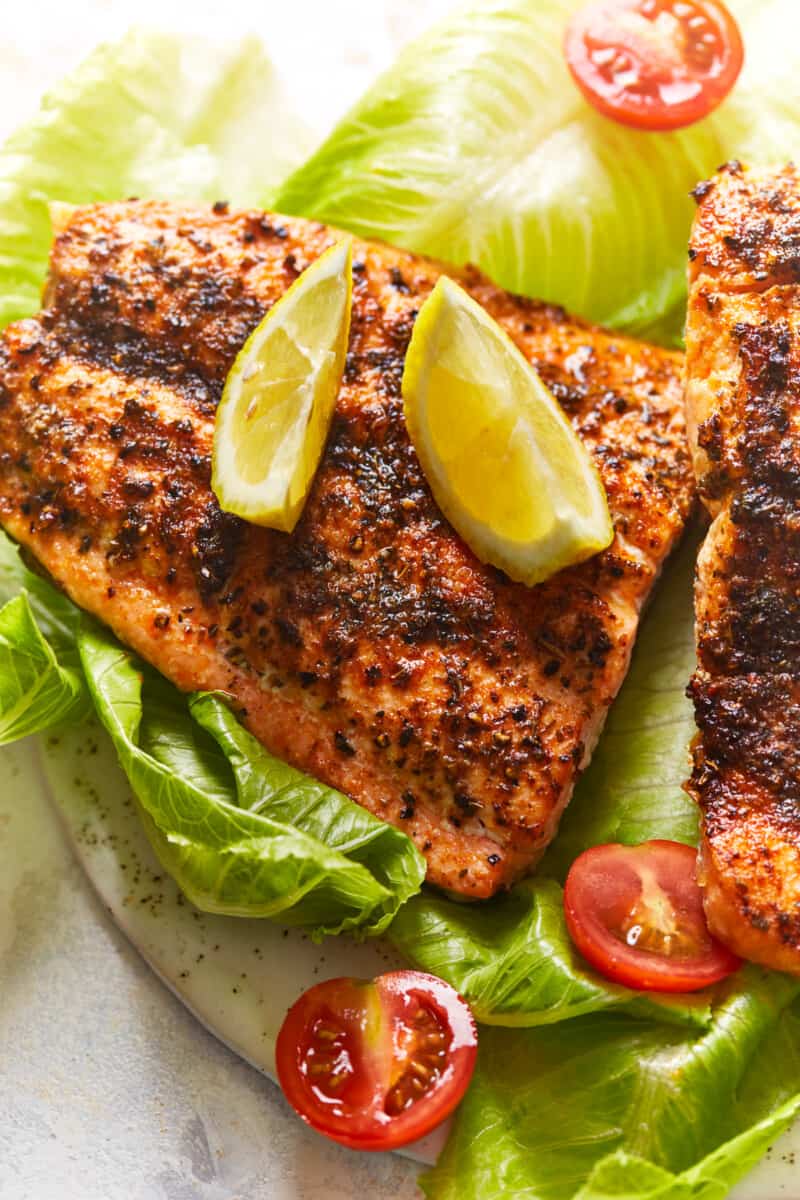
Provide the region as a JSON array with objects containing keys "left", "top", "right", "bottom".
[
  {"left": 275, "top": 969, "right": 478, "bottom": 1151},
  {"left": 564, "top": 840, "right": 742, "bottom": 992},
  {"left": 564, "top": 0, "right": 744, "bottom": 132}
]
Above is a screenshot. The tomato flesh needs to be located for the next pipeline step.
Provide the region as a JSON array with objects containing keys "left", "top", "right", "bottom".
[
  {"left": 564, "top": 840, "right": 742, "bottom": 992},
  {"left": 564, "top": 0, "right": 744, "bottom": 131},
  {"left": 276, "top": 970, "right": 478, "bottom": 1150}
]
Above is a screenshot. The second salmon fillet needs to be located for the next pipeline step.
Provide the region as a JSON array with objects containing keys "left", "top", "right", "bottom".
[
  {"left": 0, "top": 201, "right": 693, "bottom": 897},
  {"left": 686, "top": 162, "right": 800, "bottom": 971}
]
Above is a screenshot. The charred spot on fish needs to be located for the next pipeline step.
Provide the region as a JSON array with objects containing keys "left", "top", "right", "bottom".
[
  {"left": 122, "top": 475, "right": 156, "bottom": 499},
  {"left": 399, "top": 791, "right": 416, "bottom": 819},
  {"left": 587, "top": 630, "right": 612, "bottom": 668},
  {"left": 398, "top": 721, "right": 415, "bottom": 748},
  {"left": 364, "top": 349, "right": 404, "bottom": 398},
  {"left": 275, "top": 616, "right": 303, "bottom": 648},
  {"left": 731, "top": 484, "right": 786, "bottom": 524},
  {"left": 193, "top": 501, "right": 244, "bottom": 601},
  {"left": 191, "top": 275, "right": 227, "bottom": 313},
  {"left": 334, "top": 730, "right": 356, "bottom": 757},
  {"left": 108, "top": 505, "right": 148, "bottom": 561},
  {"left": 454, "top": 792, "right": 478, "bottom": 817},
  {"left": 698, "top": 413, "right": 723, "bottom": 463},
  {"left": 389, "top": 267, "right": 411, "bottom": 294},
  {"left": 691, "top": 178, "right": 714, "bottom": 204},
  {"left": 691, "top": 674, "right": 800, "bottom": 804},
  {"left": 735, "top": 321, "right": 791, "bottom": 388}
]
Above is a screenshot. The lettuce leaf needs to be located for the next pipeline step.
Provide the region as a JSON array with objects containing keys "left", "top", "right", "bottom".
[
  {"left": 78, "top": 624, "right": 424, "bottom": 933},
  {"left": 0, "top": 530, "right": 83, "bottom": 653},
  {"left": 388, "top": 878, "right": 710, "bottom": 1030},
  {"left": 0, "top": 592, "right": 87, "bottom": 742},
  {"left": 422, "top": 970, "right": 800, "bottom": 1200},
  {"left": 0, "top": 28, "right": 311, "bottom": 329},
  {"left": 277, "top": 0, "right": 800, "bottom": 343}
]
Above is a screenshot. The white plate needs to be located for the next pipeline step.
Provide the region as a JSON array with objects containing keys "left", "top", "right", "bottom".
[{"left": 17, "top": 717, "right": 798, "bottom": 1196}]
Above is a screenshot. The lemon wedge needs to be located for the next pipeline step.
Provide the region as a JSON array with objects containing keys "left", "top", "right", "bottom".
[
  {"left": 402, "top": 277, "right": 613, "bottom": 586},
  {"left": 212, "top": 238, "right": 353, "bottom": 531}
]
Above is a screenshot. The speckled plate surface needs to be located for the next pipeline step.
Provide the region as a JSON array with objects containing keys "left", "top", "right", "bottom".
[{"left": 26, "top": 718, "right": 800, "bottom": 1197}]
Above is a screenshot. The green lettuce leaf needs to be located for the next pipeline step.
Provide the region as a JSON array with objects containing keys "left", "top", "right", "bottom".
[
  {"left": 423, "top": 970, "right": 800, "bottom": 1200},
  {"left": 277, "top": 0, "right": 800, "bottom": 342},
  {"left": 0, "top": 592, "right": 87, "bottom": 743},
  {"left": 78, "top": 621, "right": 424, "bottom": 934},
  {"left": 389, "top": 878, "right": 710, "bottom": 1029},
  {"left": 0, "top": 528, "right": 83, "bottom": 654},
  {"left": 188, "top": 692, "right": 425, "bottom": 907},
  {"left": 0, "top": 28, "right": 311, "bottom": 329}
]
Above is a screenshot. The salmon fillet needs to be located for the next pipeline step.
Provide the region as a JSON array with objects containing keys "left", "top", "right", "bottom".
[
  {"left": 0, "top": 201, "right": 692, "bottom": 898},
  {"left": 686, "top": 161, "right": 800, "bottom": 971}
]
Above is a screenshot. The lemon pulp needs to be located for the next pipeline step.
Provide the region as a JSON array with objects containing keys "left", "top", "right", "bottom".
[
  {"left": 402, "top": 277, "right": 613, "bottom": 586},
  {"left": 212, "top": 238, "right": 352, "bottom": 532}
]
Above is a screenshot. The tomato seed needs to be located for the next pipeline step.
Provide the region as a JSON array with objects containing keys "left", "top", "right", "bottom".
[{"left": 592, "top": 47, "right": 617, "bottom": 67}]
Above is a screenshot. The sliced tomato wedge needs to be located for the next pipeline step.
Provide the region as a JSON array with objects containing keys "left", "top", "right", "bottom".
[
  {"left": 275, "top": 969, "right": 478, "bottom": 1150},
  {"left": 564, "top": 0, "right": 744, "bottom": 131},
  {"left": 564, "top": 840, "right": 742, "bottom": 992}
]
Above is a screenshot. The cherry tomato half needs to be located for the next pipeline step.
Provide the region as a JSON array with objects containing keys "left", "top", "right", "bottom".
[
  {"left": 564, "top": 840, "right": 742, "bottom": 992},
  {"left": 275, "top": 969, "right": 478, "bottom": 1150},
  {"left": 564, "top": 0, "right": 744, "bottom": 131}
]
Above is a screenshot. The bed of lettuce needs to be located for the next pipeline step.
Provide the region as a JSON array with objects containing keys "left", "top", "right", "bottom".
[{"left": 3, "top": 5, "right": 800, "bottom": 1197}]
